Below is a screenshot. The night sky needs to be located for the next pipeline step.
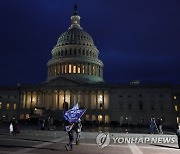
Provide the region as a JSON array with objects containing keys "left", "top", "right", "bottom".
[{"left": 0, "top": 0, "right": 180, "bottom": 86}]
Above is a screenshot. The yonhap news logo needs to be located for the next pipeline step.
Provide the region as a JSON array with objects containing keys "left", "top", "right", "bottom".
[
  {"left": 96, "top": 132, "right": 177, "bottom": 148},
  {"left": 96, "top": 133, "right": 110, "bottom": 148}
]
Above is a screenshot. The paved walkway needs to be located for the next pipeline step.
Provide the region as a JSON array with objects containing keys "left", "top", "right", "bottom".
[{"left": 0, "top": 127, "right": 179, "bottom": 154}]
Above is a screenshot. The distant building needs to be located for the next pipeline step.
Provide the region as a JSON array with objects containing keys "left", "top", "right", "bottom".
[{"left": 0, "top": 5, "right": 179, "bottom": 128}]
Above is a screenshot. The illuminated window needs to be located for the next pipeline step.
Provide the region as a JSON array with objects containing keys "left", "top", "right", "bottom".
[
  {"left": 86, "top": 115, "right": 90, "bottom": 120},
  {"left": 0, "top": 102, "right": 2, "bottom": 109},
  {"left": 174, "top": 96, "right": 177, "bottom": 100},
  {"left": 92, "top": 115, "right": 96, "bottom": 121},
  {"left": 105, "top": 115, "right": 110, "bottom": 124},
  {"left": 32, "top": 97, "right": 35, "bottom": 102},
  {"left": 99, "top": 95, "right": 102, "bottom": 102},
  {"left": 98, "top": 115, "right": 103, "bottom": 123},
  {"left": 175, "top": 105, "right": 178, "bottom": 111},
  {"left": 25, "top": 114, "right": 30, "bottom": 119},
  {"left": 77, "top": 64, "right": 80, "bottom": 73},
  {"left": 65, "top": 65, "right": 67, "bottom": 73},
  {"left": 82, "top": 65, "right": 85, "bottom": 74},
  {"left": 73, "top": 65, "right": 76, "bottom": 73},
  {"left": 177, "top": 117, "right": 180, "bottom": 123},
  {"left": 98, "top": 95, "right": 103, "bottom": 110},
  {"left": 7, "top": 103, "right": 10, "bottom": 110},
  {"left": 69, "top": 64, "right": 72, "bottom": 73},
  {"left": 13, "top": 104, "right": 17, "bottom": 110}
]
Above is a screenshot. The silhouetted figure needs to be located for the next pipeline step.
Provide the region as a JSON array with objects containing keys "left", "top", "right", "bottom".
[
  {"left": 149, "top": 118, "right": 157, "bottom": 134},
  {"left": 9, "top": 123, "right": 13, "bottom": 135},
  {"left": 75, "top": 119, "right": 82, "bottom": 145},
  {"left": 157, "top": 118, "right": 163, "bottom": 134},
  {"left": 176, "top": 123, "right": 180, "bottom": 149},
  {"left": 65, "top": 121, "right": 75, "bottom": 151}
]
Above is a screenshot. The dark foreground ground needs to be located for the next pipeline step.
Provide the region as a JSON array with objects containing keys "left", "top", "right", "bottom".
[{"left": 0, "top": 123, "right": 179, "bottom": 154}]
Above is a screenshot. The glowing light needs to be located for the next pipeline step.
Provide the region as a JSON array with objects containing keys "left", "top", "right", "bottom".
[{"left": 175, "top": 105, "right": 178, "bottom": 111}]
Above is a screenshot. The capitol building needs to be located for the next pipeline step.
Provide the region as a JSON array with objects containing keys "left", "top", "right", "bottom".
[{"left": 0, "top": 5, "right": 179, "bottom": 128}]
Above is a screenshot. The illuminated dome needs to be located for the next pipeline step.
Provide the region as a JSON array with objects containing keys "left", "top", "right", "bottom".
[
  {"left": 47, "top": 4, "right": 104, "bottom": 83},
  {"left": 56, "top": 28, "right": 94, "bottom": 47}
]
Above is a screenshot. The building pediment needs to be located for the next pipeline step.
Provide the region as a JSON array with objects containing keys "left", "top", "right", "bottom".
[{"left": 42, "top": 77, "right": 80, "bottom": 87}]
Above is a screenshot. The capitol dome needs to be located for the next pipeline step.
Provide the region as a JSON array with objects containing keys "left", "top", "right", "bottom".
[{"left": 47, "top": 4, "right": 104, "bottom": 83}]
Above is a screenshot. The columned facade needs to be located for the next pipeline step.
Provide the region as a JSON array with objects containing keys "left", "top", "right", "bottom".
[{"left": 20, "top": 88, "right": 110, "bottom": 123}]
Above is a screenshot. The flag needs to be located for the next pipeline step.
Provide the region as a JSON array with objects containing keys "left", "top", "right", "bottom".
[
  {"left": 64, "top": 103, "right": 86, "bottom": 123},
  {"left": 72, "top": 103, "right": 79, "bottom": 110}
]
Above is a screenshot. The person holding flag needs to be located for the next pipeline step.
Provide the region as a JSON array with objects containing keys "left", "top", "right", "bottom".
[
  {"left": 64, "top": 103, "right": 86, "bottom": 151},
  {"left": 75, "top": 118, "right": 82, "bottom": 145},
  {"left": 65, "top": 120, "right": 75, "bottom": 151}
]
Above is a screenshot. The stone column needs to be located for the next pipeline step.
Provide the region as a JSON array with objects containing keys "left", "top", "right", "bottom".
[
  {"left": 102, "top": 90, "right": 105, "bottom": 110},
  {"left": 51, "top": 90, "right": 54, "bottom": 110},
  {"left": 87, "top": 63, "right": 89, "bottom": 75},
  {"left": 59, "top": 63, "right": 61, "bottom": 75},
  {"left": 70, "top": 90, "right": 73, "bottom": 108},
  {"left": 96, "top": 91, "right": 98, "bottom": 110},
  {"left": 43, "top": 91, "right": 45, "bottom": 109},
  {"left": 64, "top": 90, "right": 66, "bottom": 102},
  {"left": 36, "top": 92, "right": 38, "bottom": 107},
  {"left": 57, "top": 91, "right": 59, "bottom": 110},
  {"left": 30, "top": 92, "right": 33, "bottom": 108},
  {"left": 82, "top": 90, "right": 85, "bottom": 108},
  {"left": 22, "top": 92, "right": 25, "bottom": 109},
  {"left": 76, "top": 63, "right": 78, "bottom": 74},
  {"left": 88, "top": 91, "right": 91, "bottom": 110},
  {"left": 25, "top": 92, "right": 27, "bottom": 109}
]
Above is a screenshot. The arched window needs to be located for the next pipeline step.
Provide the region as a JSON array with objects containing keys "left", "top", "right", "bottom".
[
  {"left": 77, "top": 64, "right": 81, "bottom": 74},
  {"left": 86, "top": 115, "right": 90, "bottom": 121},
  {"left": 68, "top": 64, "right": 72, "bottom": 73},
  {"left": 98, "top": 115, "right": 103, "bottom": 123},
  {"left": 105, "top": 115, "right": 109, "bottom": 124},
  {"left": 73, "top": 64, "right": 76, "bottom": 74},
  {"left": 64, "top": 64, "right": 67, "bottom": 74},
  {"left": 82, "top": 64, "right": 85, "bottom": 74},
  {"left": 92, "top": 115, "right": 96, "bottom": 121}
]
